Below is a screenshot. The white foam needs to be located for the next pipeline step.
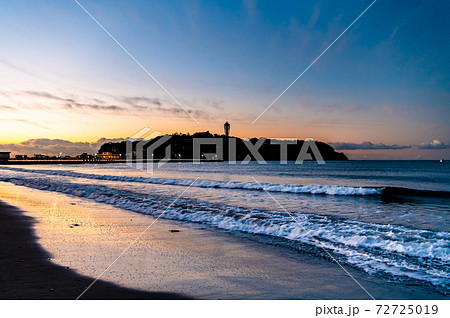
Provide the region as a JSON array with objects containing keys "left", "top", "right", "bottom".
[{"left": 0, "top": 167, "right": 383, "bottom": 196}]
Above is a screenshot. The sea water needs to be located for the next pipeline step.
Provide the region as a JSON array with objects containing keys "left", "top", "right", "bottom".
[{"left": 0, "top": 160, "right": 449, "bottom": 293}]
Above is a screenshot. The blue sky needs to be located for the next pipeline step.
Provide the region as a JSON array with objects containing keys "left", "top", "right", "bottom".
[{"left": 0, "top": 0, "right": 449, "bottom": 158}]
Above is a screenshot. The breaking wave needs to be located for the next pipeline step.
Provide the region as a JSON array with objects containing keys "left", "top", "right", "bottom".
[{"left": 0, "top": 167, "right": 384, "bottom": 195}]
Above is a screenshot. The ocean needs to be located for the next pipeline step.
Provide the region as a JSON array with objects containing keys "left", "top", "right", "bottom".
[{"left": 0, "top": 160, "right": 449, "bottom": 294}]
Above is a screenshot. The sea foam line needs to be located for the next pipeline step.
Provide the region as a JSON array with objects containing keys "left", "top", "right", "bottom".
[{"left": 0, "top": 167, "right": 383, "bottom": 196}]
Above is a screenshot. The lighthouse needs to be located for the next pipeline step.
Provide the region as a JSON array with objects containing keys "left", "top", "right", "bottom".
[{"left": 224, "top": 121, "right": 230, "bottom": 137}]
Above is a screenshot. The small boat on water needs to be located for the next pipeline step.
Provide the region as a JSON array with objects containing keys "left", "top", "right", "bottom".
[{"left": 440, "top": 159, "right": 444, "bottom": 163}]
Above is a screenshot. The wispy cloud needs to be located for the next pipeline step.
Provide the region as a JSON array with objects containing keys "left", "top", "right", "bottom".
[
  {"left": 0, "top": 118, "right": 47, "bottom": 129},
  {"left": 331, "top": 140, "right": 450, "bottom": 151},
  {"left": 344, "top": 104, "right": 363, "bottom": 112},
  {"left": 375, "top": 104, "right": 405, "bottom": 115},
  {"left": 0, "top": 105, "right": 16, "bottom": 111},
  {"left": 24, "top": 91, "right": 129, "bottom": 113},
  {"left": 308, "top": 1, "right": 321, "bottom": 29},
  {"left": 330, "top": 141, "right": 411, "bottom": 150},
  {"left": 206, "top": 99, "right": 225, "bottom": 110},
  {"left": 243, "top": 0, "right": 258, "bottom": 20},
  {"left": 119, "top": 96, "right": 162, "bottom": 107},
  {"left": 0, "top": 58, "right": 45, "bottom": 80},
  {"left": 3, "top": 90, "right": 211, "bottom": 118}
]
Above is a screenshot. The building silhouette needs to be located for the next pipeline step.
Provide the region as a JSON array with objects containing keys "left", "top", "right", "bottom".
[
  {"left": 0, "top": 152, "right": 10, "bottom": 163},
  {"left": 224, "top": 121, "right": 230, "bottom": 137}
]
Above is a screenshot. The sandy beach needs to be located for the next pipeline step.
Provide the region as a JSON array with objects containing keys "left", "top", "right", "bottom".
[
  {"left": 0, "top": 200, "right": 190, "bottom": 299},
  {"left": 0, "top": 181, "right": 446, "bottom": 300}
]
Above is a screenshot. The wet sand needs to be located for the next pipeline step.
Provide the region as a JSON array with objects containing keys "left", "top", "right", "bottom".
[
  {"left": 0, "top": 200, "right": 189, "bottom": 299},
  {"left": 0, "top": 182, "right": 446, "bottom": 299}
]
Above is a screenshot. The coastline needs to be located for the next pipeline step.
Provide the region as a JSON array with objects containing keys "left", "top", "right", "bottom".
[
  {"left": 0, "top": 200, "right": 189, "bottom": 299},
  {"left": 3, "top": 159, "right": 225, "bottom": 165}
]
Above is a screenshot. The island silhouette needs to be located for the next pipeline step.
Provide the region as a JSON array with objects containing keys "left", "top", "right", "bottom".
[{"left": 98, "top": 131, "right": 348, "bottom": 162}]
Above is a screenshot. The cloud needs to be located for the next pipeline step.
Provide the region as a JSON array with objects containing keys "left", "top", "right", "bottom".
[
  {"left": 0, "top": 105, "right": 16, "bottom": 111},
  {"left": 308, "top": 2, "right": 321, "bottom": 28},
  {"left": 387, "top": 26, "right": 399, "bottom": 42},
  {"left": 0, "top": 118, "right": 47, "bottom": 128},
  {"left": 24, "top": 91, "right": 129, "bottom": 113},
  {"left": 17, "top": 90, "right": 210, "bottom": 119},
  {"left": 0, "top": 58, "right": 45, "bottom": 80},
  {"left": 308, "top": 118, "right": 368, "bottom": 127},
  {"left": 243, "top": 0, "right": 258, "bottom": 19},
  {"left": 375, "top": 104, "right": 405, "bottom": 115},
  {"left": 119, "top": 96, "right": 162, "bottom": 107},
  {"left": 344, "top": 104, "right": 363, "bottom": 112},
  {"left": 417, "top": 140, "right": 449, "bottom": 149},
  {"left": 330, "top": 141, "right": 412, "bottom": 150},
  {"left": 206, "top": 99, "right": 224, "bottom": 110},
  {"left": 331, "top": 140, "right": 450, "bottom": 151},
  {"left": 0, "top": 138, "right": 125, "bottom": 156}
]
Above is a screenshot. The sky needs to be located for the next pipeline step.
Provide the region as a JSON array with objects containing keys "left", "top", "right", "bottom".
[{"left": 0, "top": 0, "right": 449, "bottom": 159}]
